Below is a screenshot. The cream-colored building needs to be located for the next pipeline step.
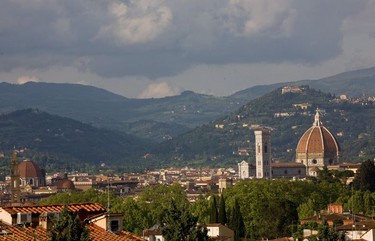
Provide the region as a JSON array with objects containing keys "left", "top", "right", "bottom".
[{"left": 207, "top": 224, "right": 235, "bottom": 241}]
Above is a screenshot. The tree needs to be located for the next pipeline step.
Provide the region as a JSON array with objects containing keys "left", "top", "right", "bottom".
[
  {"left": 318, "top": 167, "right": 339, "bottom": 183},
  {"left": 228, "top": 199, "right": 245, "bottom": 241},
  {"left": 111, "top": 197, "right": 150, "bottom": 235},
  {"left": 160, "top": 199, "right": 210, "bottom": 241},
  {"left": 218, "top": 195, "right": 227, "bottom": 225},
  {"left": 353, "top": 159, "right": 375, "bottom": 191},
  {"left": 318, "top": 218, "right": 338, "bottom": 241},
  {"left": 49, "top": 206, "right": 91, "bottom": 241},
  {"left": 209, "top": 195, "right": 218, "bottom": 223}
]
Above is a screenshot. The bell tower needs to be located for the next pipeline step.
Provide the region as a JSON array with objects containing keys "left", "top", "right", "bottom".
[
  {"left": 10, "top": 150, "right": 21, "bottom": 205},
  {"left": 254, "top": 128, "right": 272, "bottom": 179}
]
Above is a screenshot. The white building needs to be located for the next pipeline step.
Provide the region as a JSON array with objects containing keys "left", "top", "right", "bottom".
[{"left": 255, "top": 128, "right": 272, "bottom": 179}]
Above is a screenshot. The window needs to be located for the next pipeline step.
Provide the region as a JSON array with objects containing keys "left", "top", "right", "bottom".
[
  {"left": 284, "top": 170, "right": 288, "bottom": 175},
  {"left": 110, "top": 220, "right": 119, "bottom": 232},
  {"left": 257, "top": 145, "right": 260, "bottom": 154},
  {"left": 264, "top": 144, "right": 268, "bottom": 153},
  {"left": 312, "top": 159, "right": 317, "bottom": 164}
]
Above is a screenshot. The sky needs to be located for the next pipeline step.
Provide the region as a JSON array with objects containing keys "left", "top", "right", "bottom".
[{"left": 1, "top": 0, "right": 375, "bottom": 98}]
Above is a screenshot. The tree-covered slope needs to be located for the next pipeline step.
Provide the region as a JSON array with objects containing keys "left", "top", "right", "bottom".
[
  {"left": 0, "top": 83, "right": 241, "bottom": 141},
  {"left": 157, "top": 87, "right": 375, "bottom": 166},
  {"left": 231, "top": 66, "right": 375, "bottom": 101},
  {"left": 0, "top": 109, "right": 152, "bottom": 165}
]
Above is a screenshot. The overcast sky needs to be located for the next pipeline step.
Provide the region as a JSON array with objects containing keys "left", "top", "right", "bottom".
[{"left": 1, "top": 0, "right": 375, "bottom": 98}]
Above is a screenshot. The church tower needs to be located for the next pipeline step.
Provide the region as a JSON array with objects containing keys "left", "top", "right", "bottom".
[
  {"left": 254, "top": 128, "right": 272, "bottom": 179},
  {"left": 10, "top": 150, "right": 21, "bottom": 205}
]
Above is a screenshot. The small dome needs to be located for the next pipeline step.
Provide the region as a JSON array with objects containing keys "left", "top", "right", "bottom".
[
  {"left": 56, "top": 179, "right": 75, "bottom": 190},
  {"left": 18, "top": 160, "right": 43, "bottom": 179}
]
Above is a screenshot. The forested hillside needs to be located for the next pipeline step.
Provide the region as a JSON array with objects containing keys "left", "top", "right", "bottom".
[
  {"left": 157, "top": 87, "right": 375, "bottom": 166},
  {"left": 0, "top": 82, "right": 240, "bottom": 141},
  {"left": 0, "top": 109, "right": 153, "bottom": 173}
]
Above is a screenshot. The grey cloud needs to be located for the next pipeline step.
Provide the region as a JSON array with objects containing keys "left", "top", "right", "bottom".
[{"left": 0, "top": 0, "right": 368, "bottom": 78}]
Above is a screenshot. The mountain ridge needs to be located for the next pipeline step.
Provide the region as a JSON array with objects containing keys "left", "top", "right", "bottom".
[{"left": 0, "top": 66, "right": 374, "bottom": 142}]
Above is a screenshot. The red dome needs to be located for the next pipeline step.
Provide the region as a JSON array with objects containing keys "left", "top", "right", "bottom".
[
  {"left": 56, "top": 179, "right": 75, "bottom": 190},
  {"left": 17, "top": 160, "right": 43, "bottom": 179},
  {"left": 296, "top": 126, "right": 340, "bottom": 155},
  {"left": 296, "top": 110, "right": 340, "bottom": 161}
]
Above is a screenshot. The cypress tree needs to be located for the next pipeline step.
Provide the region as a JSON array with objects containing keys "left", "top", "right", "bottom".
[
  {"left": 229, "top": 199, "right": 245, "bottom": 241},
  {"left": 218, "top": 195, "right": 227, "bottom": 225},
  {"left": 209, "top": 195, "right": 218, "bottom": 223},
  {"left": 353, "top": 159, "right": 375, "bottom": 192}
]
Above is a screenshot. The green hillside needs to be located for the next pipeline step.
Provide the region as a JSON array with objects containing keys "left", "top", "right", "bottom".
[
  {"left": 0, "top": 83, "right": 240, "bottom": 141},
  {"left": 231, "top": 66, "right": 375, "bottom": 100},
  {"left": 0, "top": 109, "right": 153, "bottom": 169},
  {"left": 157, "top": 87, "right": 375, "bottom": 166}
]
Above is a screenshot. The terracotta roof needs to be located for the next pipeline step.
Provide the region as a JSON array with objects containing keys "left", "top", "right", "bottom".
[
  {"left": 2, "top": 202, "right": 106, "bottom": 215},
  {"left": 296, "top": 123, "right": 340, "bottom": 156},
  {"left": 337, "top": 220, "right": 375, "bottom": 231},
  {"left": 88, "top": 224, "right": 144, "bottom": 241},
  {"left": 0, "top": 222, "right": 48, "bottom": 241},
  {"left": 18, "top": 160, "right": 43, "bottom": 179},
  {"left": 0, "top": 221, "right": 143, "bottom": 241}
]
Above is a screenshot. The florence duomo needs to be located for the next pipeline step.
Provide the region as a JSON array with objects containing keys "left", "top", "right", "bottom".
[
  {"left": 1, "top": 0, "right": 375, "bottom": 240},
  {"left": 239, "top": 108, "right": 342, "bottom": 179},
  {"left": 296, "top": 109, "right": 340, "bottom": 176}
]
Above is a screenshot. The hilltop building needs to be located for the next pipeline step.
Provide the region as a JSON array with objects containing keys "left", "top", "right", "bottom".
[{"left": 296, "top": 109, "right": 340, "bottom": 175}]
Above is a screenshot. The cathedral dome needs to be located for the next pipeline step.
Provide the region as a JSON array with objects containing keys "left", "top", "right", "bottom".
[
  {"left": 57, "top": 179, "right": 75, "bottom": 190},
  {"left": 18, "top": 160, "right": 42, "bottom": 179},
  {"left": 296, "top": 110, "right": 340, "bottom": 168}
]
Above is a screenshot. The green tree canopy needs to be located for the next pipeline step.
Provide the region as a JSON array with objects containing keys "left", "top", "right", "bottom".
[
  {"left": 353, "top": 159, "right": 375, "bottom": 192},
  {"left": 160, "top": 199, "right": 210, "bottom": 241},
  {"left": 49, "top": 206, "right": 91, "bottom": 241},
  {"left": 228, "top": 198, "right": 245, "bottom": 241}
]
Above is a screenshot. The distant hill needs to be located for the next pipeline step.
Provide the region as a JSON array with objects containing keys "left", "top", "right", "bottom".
[
  {"left": 157, "top": 87, "right": 375, "bottom": 166},
  {"left": 231, "top": 66, "right": 375, "bottom": 100},
  {"left": 0, "top": 109, "right": 152, "bottom": 169},
  {"left": 0, "top": 83, "right": 240, "bottom": 141},
  {"left": 1, "top": 66, "right": 375, "bottom": 143}
]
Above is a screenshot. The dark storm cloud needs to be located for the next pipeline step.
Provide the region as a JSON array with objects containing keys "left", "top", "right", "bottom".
[{"left": 0, "top": 0, "right": 368, "bottom": 78}]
